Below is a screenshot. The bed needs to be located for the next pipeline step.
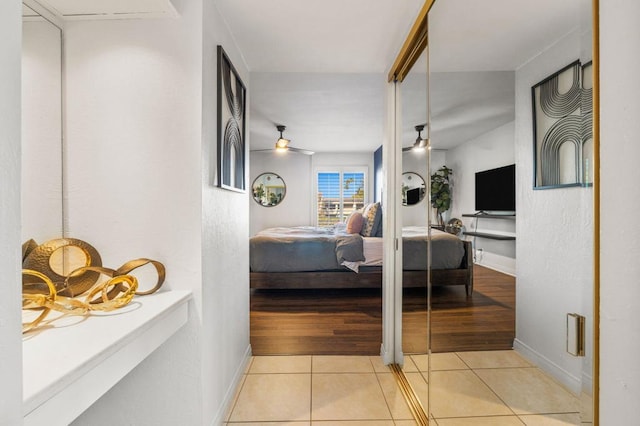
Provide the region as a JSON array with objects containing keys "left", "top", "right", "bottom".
[{"left": 249, "top": 225, "right": 474, "bottom": 295}]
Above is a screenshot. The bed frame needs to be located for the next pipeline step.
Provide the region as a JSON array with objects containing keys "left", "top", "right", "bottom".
[{"left": 250, "top": 240, "right": 474, "bottom": 296}]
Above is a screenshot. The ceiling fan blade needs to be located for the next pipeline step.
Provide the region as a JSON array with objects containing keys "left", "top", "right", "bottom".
[
  {"left": 288, "top": 146, "right": 315, "bottom": 155},
  {"left": 402, "top": 146, "right": 413, "bottom": 152},
  {"left": 250, "top": 148, "right": 276, "bottom": 153}
]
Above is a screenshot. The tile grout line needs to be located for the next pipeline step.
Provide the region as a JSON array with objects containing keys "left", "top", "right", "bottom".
[
  {"left": 466, "top": 365, "right": 522, "bottom": 419},
  {"left": 225, "top": 356, "right": 253, "bottom": 424},
  {"left": 310, "top": 355, "right": 314, "bottom": 423},
  {"left": 371, "top": 357, "right": 397, "bottom": 423}
]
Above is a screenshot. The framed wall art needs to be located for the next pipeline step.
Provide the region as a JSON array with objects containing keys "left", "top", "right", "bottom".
[
  {"left": 581, "top": 61, "right": 594, "bottom": 186},
  {"left": 217, "top": 45, "right": 247, "bottom": 192},
  {"left": 532, "top": 60, "right": 588, "bottom": 189}
]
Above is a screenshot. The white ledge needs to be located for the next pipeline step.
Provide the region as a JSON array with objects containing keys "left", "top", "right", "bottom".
[{"left": 23, "top": 290, "right": 192, "bottom": 426}]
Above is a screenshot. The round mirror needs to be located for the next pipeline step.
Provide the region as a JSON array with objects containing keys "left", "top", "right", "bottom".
[
  {"left": 402, "top": 172, "right": 426, "bottom": 206},
  {"left": 252, "top": 172, "right": 286, "bottom": 207}
]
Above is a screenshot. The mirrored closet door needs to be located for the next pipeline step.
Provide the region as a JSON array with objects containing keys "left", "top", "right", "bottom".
[
  {"left": 392, "top": 0, "right": 597, "bottom": 423},
  {"left": 428, "top": 0, "right": 595, "bottom": 423}
]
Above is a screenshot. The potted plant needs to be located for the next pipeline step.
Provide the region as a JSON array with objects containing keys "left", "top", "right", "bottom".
[{"left": 431, "top": 166, "right": 453, "bottom": 226}]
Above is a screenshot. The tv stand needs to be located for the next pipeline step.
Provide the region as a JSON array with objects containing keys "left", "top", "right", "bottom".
[
  {"left": 462, "top": 213, "right": 516, "bottom": 240},
  {"left": 464, "top": 212, "right": 515, "bottom": 218}
]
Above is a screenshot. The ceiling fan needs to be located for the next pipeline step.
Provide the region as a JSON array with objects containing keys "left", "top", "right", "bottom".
[
  {"left": 402, "top": 124, "right": 429, "bottom": 152},
  {"left": 252, "top": 125, "right": 315, "bottom": 156}
]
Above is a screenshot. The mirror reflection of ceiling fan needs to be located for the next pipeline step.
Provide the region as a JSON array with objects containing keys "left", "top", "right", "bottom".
[
  {"left": 402, "top": 124, "right": 429, "bottom": 152},
  {"left": 252, "top": 125, "right": 315, "bottom": 156}
]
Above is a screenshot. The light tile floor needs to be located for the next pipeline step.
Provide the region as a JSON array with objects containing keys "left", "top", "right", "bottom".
[{"left": 225, "top": 351, "right": 592, "bottom": 425}]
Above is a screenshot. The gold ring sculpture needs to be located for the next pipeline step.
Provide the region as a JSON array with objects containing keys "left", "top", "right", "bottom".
[{"left": 21, "top": 238, "right": 165, "bottom": 333}]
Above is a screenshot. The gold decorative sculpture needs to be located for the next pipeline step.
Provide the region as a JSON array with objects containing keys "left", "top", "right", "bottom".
[{"left": 21, "top": 238, "right": 165, "bottom": 333}]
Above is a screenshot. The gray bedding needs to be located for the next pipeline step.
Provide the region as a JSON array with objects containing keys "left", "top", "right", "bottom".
[
  {"left": 249, "top": 227, "right": 364, "bottom": 272},
  {"left": 402, "top": 227, "right": 465, "bottom": 270},
  {"left": 249, "top": 226, "right": 465, "bottom": 273}
]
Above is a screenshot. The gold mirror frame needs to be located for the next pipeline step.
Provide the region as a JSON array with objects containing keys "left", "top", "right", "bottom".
[{"left": 389, "top": 0, "right": 600, "bottom": 423}]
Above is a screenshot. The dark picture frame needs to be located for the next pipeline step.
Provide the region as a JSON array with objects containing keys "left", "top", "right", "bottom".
[
  {"left": 532, "top": 60, "right": 591, "bottom": 190},
  {"left": 217, "top": 45, "right": 247, "bottom": 192},
  {"left": 531, "top": 59, "right": 594, "bottom": 190}
]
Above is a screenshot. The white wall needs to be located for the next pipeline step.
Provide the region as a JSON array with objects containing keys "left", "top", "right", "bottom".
[
  {"left": 22, "top": 19, "right": 62, "bottom": 243},
  {"left": 446, "top": 121, "right": 516, "bottom": 273},
  {"left": 514, "top": 28, "right": 593, "bottom": 393},
  {"left": 64, "top": 2, "right": 204, "bottom": 423},
  {"left": 201, "top": 1, "right": 251, "bottom": 423},
  {"left": 600, "top": 0, "right": 640, "bottom": 422},
  {"left": 0, "top": 1, "right": 23, "bottom": 424},
  {"left": 62, "top": 0, "right": 250, "bottom": 424},
  {"left": 250, "top": 151, "right": 313, "bottom": 235},
  {"left": 249, "top": 151, "right": 374, "bottom": 234}
]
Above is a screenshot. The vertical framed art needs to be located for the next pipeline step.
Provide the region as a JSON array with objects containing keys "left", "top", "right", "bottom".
[
  {"left": 532, "top": 60, "right": 583, "bottom": 189},
  {"left": 532, "top": 59, "right": 594, "bottom": 190},
  {"left": 217, "top": 45, "right": 247, "bottom": 192},
  {"left": 581, "top": 61, "right": 594, "bottom": 186}
]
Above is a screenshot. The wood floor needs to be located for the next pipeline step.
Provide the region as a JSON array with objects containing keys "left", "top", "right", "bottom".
[{"left": 250, "top": 265, "right": 515, "bottom": 355}]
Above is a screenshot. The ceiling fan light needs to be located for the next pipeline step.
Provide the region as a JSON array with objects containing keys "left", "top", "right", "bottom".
[
  {"left": 276, "top": 137, "right": 290, "bottom": 149},
  {"left": 411, "top": 124, "right": 428, "bottom": 151},
  {"left": 413, "top": 138, "right": 428, "bottom": 150},
  {"left": 275, "top": 145, "right": 289, "bottom": 153}
]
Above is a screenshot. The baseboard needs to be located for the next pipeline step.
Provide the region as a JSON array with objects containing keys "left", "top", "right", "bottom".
[
  {"left": 513, "top": 338, "right": 581, "bottom": 395},
  {"left": 380, "top": 343, "right": 394, "bottom": 365},
  {"left": 474, "top": 250, "right": 515, "bottom": 276},
  {"left": 210, "top": 344, "right": 252, "bottom": 426},
  {"left": 582, "top": 371, "right": 593, "bottom": 396}
]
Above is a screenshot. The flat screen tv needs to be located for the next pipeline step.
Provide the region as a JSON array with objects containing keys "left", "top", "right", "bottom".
[{"left": 475, "top": 164, "right": 516, "bottom": 212}]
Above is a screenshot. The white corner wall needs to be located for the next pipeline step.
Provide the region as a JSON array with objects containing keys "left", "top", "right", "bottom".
[
  {"left": 0, "top": 1, "right": 23, "bottom": 424},
  {"left": 446, "top": 121, "right": 516, "bottom": 273},
  {"left": 62, "top": 0, "right": 249, "bottom": 424},
  {"left": 599, "top": 0, "right": 640, "bottom": 422},
  {"left": 201, "top": 1, "right": 251, "bottom": 424},
  {"left": 65, "top": 2, "right": 204, "bottom": 423},
  {"left": 514, "top": 29, "right": 593, "bottom": 393},
  {"left": 21, "top": 19, "right": 62, "bottom": 243}
]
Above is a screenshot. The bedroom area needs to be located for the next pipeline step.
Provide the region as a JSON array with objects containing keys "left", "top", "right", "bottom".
[{"left": 239, "top": 0, "right": 595, "bottom": 424}]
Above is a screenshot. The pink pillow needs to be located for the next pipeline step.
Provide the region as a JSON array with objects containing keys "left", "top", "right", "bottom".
[{"left": 346, "top": 212, "right": 364, "bottom": 234}]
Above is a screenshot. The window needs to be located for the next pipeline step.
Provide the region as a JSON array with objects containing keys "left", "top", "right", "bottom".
[{"left": 316, "top": 169, "right": 366, "bottom": 226}]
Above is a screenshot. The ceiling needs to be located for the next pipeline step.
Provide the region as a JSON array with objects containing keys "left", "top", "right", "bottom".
[
  {"left": 25, "top": 0, "right": 583, "bottom": 153},
  {"left": 215, "top": 0, "right": 424, "bottom": 153},
  {"left": 216, "top": 0, "right": 582, "bottom": 153}
]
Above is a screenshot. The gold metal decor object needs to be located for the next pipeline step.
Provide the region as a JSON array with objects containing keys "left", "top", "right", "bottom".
[
  {"left": 21, "top": 238, "right": 166, "bottom": 333},
  {"left": 116, "top": 258, "right": 166, "bottom": 295},
  {"left": 22, "top": 238, "right": 103, "bottom": 297},
  {"left": 22, "top": 269, "right": 57, "bottom": 333}
]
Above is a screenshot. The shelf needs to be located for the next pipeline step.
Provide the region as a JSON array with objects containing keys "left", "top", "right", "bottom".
[
  {"left": 462, "top": 213, "right": 515, "bottom": 219},
  {"left": 23, "top": 290, "right": 192, "bottom": 426},
  {"left": 464, "top": 231, "right": 516, "bottom": 241}
]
